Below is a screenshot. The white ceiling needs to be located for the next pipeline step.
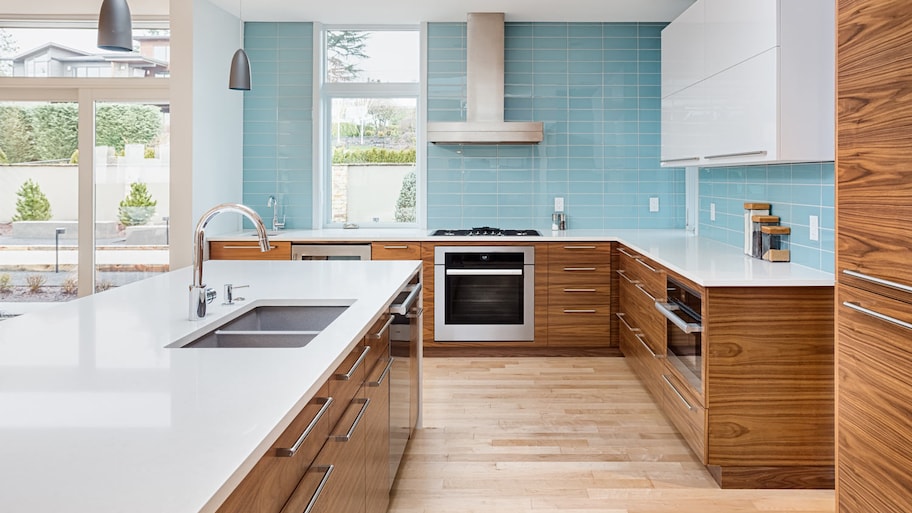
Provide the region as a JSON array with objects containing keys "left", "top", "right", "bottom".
[{"left": 0, "top": 0, "right": 695, "bottom": 23}]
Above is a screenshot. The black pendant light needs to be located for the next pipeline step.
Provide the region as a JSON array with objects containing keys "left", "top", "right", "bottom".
[
  {"left": 229, "top": 0, "right": 251, "bottom": 90},
  {"left": 97, "top": 0, "right": 133, "bottom": 52}
]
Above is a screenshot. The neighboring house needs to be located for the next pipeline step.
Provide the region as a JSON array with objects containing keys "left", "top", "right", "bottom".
[{"left": 11, "top": 42, "right": 169, "bottom": 78}]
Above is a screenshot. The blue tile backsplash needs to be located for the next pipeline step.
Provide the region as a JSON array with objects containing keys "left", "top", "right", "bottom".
[
  {"left": 242, "top": 22, "right": 314, "bottom": 229},
  {"left": 698, "top": 162, "right": 835, "bottom": 272},
  {"left": 426, "top": 22, "right": 685, "bottom": 231}
]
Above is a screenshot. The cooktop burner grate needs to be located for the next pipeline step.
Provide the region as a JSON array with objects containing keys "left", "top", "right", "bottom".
[{"left": 431, "top": 227, "right": 541, "bottom": 237}]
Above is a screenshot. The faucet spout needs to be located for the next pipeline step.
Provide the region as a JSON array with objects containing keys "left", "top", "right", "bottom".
[{"left": 190, "top": 203, "right": 270, "bottom": 319}]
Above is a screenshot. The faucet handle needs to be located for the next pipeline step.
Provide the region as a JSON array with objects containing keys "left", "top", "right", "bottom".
[{"left": 223, "top": 284, "right": 249, "bottom": 305}]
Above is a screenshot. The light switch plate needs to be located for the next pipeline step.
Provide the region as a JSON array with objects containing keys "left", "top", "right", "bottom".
[
  {"left": 554, "top": 197, "right": 564, "bottom": 212},
  {"left": 710, "top": 203, "right": 716, "bottom": 221},
  {"left": 649, "top": 197, "right": 659, "bottom": 212},
  {"left": 809, "top": 215, "right": 819, "bottom": 241}
]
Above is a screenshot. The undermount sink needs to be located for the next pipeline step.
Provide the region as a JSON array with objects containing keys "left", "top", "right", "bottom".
[{"left": 175, "top": 305, "right": 349, "bottom": 348}]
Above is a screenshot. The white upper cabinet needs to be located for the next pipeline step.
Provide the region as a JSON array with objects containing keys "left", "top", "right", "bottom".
[{"left": 661, "top": 0, "right": 835, "bottom": 167}]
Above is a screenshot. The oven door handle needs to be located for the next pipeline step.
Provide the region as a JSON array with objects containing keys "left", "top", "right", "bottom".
[
  {"left": 445, "top": 269, "right": 523, "bottom": 276},
  {"left": 655, "top": 301, "right": 703, "bottom": 334},
  {"left": 389, "top": 282, "right": 422, "bottom": 316}
]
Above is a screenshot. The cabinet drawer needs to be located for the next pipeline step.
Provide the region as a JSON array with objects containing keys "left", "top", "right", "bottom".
[
  {"left": 549, "top": 283, "right": 611, "bottom": 303},
  {"left": 549, "top": 264, "right": 613, "bottom": 287},
  {"left": 371, "top": 242, "right": 421, "bottom": 260},
  {"left": 363, "top": 314, "right": 392, "bottom": 378},
  {"left": 547, "top": 307, "right": 611, "bottom": 346},
  {"left": 210, "top": 241, "right": 292, "bottom": 260},
  {"left": 549, "top": 242, "right": 612, "bottom": 265},
  {"left": 618, "top": 270, "right": 666, "bottom": 357},
  {"left": 328, "top": 344, "right": 369, "bottom": 430},
  {"left": 660, "top": 369, "right": 706, "bottom": 462},
  {"left": 618, "top": 313, "right": 663, "bottom": 400},
  {"left": 617, "top": 245, "right": 666, "bottom": 300},
  {"left": 216, "top": 383, "right": 332, "bottom": 513}
]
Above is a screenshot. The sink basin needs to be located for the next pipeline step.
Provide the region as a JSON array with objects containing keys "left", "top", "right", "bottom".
[{"left": 175, "top": 305, "right": 348, "bottom": 348}]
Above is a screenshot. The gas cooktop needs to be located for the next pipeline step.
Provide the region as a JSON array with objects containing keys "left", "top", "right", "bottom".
[{"left": 431, "top": 227, "right": 541, "bottom": 237}]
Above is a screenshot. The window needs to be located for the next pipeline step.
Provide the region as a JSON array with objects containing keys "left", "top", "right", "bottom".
[
  {"left": 0, "top": 21, "right": 169, "bottom": 316},
  {"left": 320, "top": 27, "right": 420, "bottom": 228}
]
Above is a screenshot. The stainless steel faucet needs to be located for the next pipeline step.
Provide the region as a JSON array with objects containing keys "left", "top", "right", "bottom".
[
  {"left": 267, "top": 195, "right": 285, "bottom": 231},
  {"left": 190, "top": 203, "right": 271, "bottom": 320}
]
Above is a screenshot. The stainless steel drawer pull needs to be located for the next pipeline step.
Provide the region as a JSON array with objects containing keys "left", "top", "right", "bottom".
[
  {"left": 635, "top": 258, "right": 659, "bottom": 274},
  {"left": 704, "top": 150, "right": 767, "bottom": 159},
  {"left": 331, "top": 398, "right": 370, "bottom": 442},
  {"left": 615, "top": 312, "right": 640, "bottom": 333},
  {"left": 636, "top": 333, "right": 663, "bottom": 359},
  {"left": 368, "top": 358, "right": 394, "bottom": 387},
  {"left": 660, "top": 156, "right": 700, "bottom": 163},
  {"left": 275, "top": 397, "right": 333, "bottom": 457},
  {"left": 406, "top": 307, "right": 424, "bottom": 319},
  {"left": 563, "top": 309, "right": 597, "bottom": 314},
  {"left": 287, "top": 464, "right": 333, "bottom": 513},
  {"left": 563, "top": 267, "right": 597, "bottom": 272},
  {"left": 563, "top": 245, "right": 597, "bottom": 250},
  {"left": 655, "top": 301, "right": 703, "bottom": 333},
  {"left": 564, "top": 288, "right": 597, "bottom": 293},
  {"left": 335, "top": 346, "right": 370, "bottom": 381},
  {"left": 383, "top": 245, "right": 410, "bottom": 249},
  {"left": 843, "top": 301, "right": 912, "bottom": 331},
  {"left": 617, "top": 247, "right": 639, "bottom": 259},
  {"left": 635, "top": 283, "right": 657, "bottom": 302},
  {"left": 369, "top": 316, "right": 395, "bottom": 339},
  {"left": 662, "top": 374, "right": 694, "bottom": 411},
  {"left": 222, "top": 245, "right": 278, "bottom": 250},
  {"left": 616, "top": 269, "right": 639, "bottom": 284},
  {"left": 843, "top": 269, "right": 912, "bottom": 294},
  {"left": 446, "top": 269, "right": 523, "bottom": 276}
]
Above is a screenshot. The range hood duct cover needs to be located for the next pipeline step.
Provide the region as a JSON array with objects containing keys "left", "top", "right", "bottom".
[{"left": 428, "top": 13, "right": 544, "bottom": 145}]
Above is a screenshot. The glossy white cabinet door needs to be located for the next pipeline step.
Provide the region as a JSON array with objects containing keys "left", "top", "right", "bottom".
[
  {"left": 661, "top": 0, "right": 705, "bottom": 98},
  {"left": 702, "top": 48, "right": 778, "bottom": 165},
  {"left": 704, "top": 0, "right": 777, "bottom": 78},
  {"left": 661, "top": 82, "right": 708, "bottom": 165}
]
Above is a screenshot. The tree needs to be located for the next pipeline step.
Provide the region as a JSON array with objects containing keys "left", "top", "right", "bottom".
[
  {"left": 13, "top": 179, "right": 52, "bottom": 221},
  {"left": 0, "top": 105, "right": 37, "bottom": 163},
  {"left": 0, "top": 29, "right": 18, "bottom": 77},
  {"left": 118, "top": 182, "right": 157, "bottom": 226},
  {"left": 326, "top": 31, "right": 368, "bottom": 82},
  {"left": 31, "top": 103, "right": 78, "bottom": 160},
  {"left": 95, "top": 104, "right": 163, "bottom": 153},
  {"left": 394, "top": 170, "right": 416, "bottom": 223}
]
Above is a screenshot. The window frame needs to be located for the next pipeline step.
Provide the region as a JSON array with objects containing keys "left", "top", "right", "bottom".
[{"left": 315, "top": 24, "right": 424, "bottom": 229}]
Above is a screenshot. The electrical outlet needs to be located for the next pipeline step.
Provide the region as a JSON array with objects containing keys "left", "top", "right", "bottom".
[
  {"left": 809, "top": 215, "right": 819, "bottom": 241},
  {"left": 649, "top": 197, "right": 659, "bottom": 212},
  {"left": 710, "top": 203, "right": 716, "bottom": 221},
  {"left": 554, "top": 197, "right": 564, "bottom": 212}
]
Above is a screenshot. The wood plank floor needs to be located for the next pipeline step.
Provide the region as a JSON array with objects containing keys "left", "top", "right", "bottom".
[{"left": 389, "top": 357, "right": 835, "bottom": 513}]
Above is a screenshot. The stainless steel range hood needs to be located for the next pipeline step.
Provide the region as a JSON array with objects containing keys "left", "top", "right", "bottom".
[{"left": 427, "top": 13, "right": 544, "bottom": 145}]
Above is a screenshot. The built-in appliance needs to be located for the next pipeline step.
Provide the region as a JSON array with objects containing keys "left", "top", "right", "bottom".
[
  {"left": 655, "top": 277, "right": 703, "bottom": 389},
  {"left": 290, "top": 243, "right": 371, "bottom": 261},
  {"left": 387, "top": 278, "right": 422, "bottom": 485},
  {"left": 431, "top": 226, "right": 541, "bottom": 237},
  {"left": 434, "top": 245, "right": 534, "bottom": 341}
]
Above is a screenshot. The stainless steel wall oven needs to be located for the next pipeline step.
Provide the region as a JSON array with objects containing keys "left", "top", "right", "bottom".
[
  {"left": 434, "top": 246, "right": 534, "bottom": 341},
  {"left": 656, "top": 277, "right": 703, "bottom": 389}
]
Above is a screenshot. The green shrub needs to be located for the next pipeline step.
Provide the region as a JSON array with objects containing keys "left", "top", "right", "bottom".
[
  {"left": 0, "top": 146, "right": 7, "bottom": 164},
  {"left": 118, "top": 182, "right": 157, "bottom": 226},
  {"left": 144, "top": 146, "right": 156, "bottom": 159},
  {"left": 12, "top": 179, "right": 52, "bottom": 221},
  {"left": 0, "top": 274, "right": 11, "bottom": 293},
  {"left": 395, "top": 170, "right": 416, "bottom": 223},
  {"left": 69, "top": 149, "right": 79, "bottom": 164},
  {"left": 332, "top": 147, "right": 416, "bottom": 164}
]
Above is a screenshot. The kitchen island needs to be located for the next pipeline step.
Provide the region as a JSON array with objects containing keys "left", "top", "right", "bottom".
[{"left": 0, "top": 259, "right": 421, "bottom": 513}]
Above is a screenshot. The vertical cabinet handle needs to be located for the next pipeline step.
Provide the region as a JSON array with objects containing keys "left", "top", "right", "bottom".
[
  {"left": 334, "top": 346, "right": 370, "bottom": 381},
  {"left": 275, "top": 397, "right": 333, "bottom": 457}
]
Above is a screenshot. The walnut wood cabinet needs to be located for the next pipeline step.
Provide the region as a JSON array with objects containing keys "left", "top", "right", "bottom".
[
  {"left": 546, "top": 243, "right": 614, "bottom": 347},
  {"left": 615, "top": 243, "right": 834, "bottom": 489},
  {"left": 370, "top": 242, "right": 421, "bottom": 261},
  {"left": 836, "top": 0, "right": 912, "bottom": 510},
  {"left": 216, "top": 314, "right": 396, "bottom": 513},
  {"left": 210, "top": 240, "right": 292, "bottom": 260}
]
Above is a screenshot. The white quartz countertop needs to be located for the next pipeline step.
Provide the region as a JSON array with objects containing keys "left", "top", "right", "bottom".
[
  {"left": 210, "top": 228, "right": 833, "bottom": 287},
  {"left": 0, "top": 259, "right": 421, "bottom": 513}
]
